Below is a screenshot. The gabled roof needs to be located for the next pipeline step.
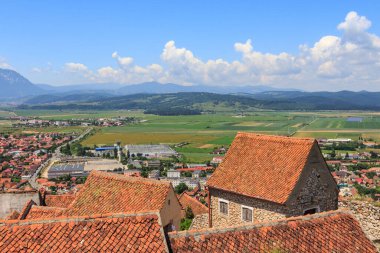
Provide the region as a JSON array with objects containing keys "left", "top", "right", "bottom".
[
  {"left": 0, "top": 212, "right": 169, "bottom": 253},
  {"left": 206, "top": 133, "right": 318, "bottom": 204},
  {"left": 169, "top": 211, "right": 377, "bottom": 253},
  {"left": 45, "top": 194, "right": 75, "bottom": 208},
  {"left": 67, "top": 171, "right": 172, "bottom": 216},
  {"left": 178, "top": 192, "right": 208, "bottom": 216}
]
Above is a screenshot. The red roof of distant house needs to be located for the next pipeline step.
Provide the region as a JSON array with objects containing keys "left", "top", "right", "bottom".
[
  {"left": 178, "top": 192, "right": 208, "bottom": 216},
  {"left": 206, "top": 133, "right": 321, "bottom": 204},
  {"left": 66, "top": 171, "right": 173, "bottom": 216},
  {"left": 169, "top": 211, "right": 377, "bottom": 253},
  {"left": 176, "top": 167, "right": 213, "bottom": 172},
  {"left": 0, "top": 212, "right": 168, "bottom": 253}
]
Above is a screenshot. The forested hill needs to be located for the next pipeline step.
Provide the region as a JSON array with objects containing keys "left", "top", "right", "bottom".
[{"left": 18, "top": 91, "right": 380, "bottom": 115}]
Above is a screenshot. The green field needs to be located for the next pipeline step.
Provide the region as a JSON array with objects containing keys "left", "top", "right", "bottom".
[{"left": 3, "top": 109, "right": 380, "bottom": 162}]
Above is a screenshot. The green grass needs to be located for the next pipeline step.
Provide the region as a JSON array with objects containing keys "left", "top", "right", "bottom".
[{"left": 4, "top": 109, "right": 380, "bottom": 162}]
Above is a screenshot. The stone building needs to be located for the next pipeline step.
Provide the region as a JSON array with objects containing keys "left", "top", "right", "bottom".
[{"left": 206, "top": 133, "right": 338, "bottom": 228}]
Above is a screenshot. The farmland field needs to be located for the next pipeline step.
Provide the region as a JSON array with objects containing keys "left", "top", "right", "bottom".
[{"left": 3, "top": 109, "right": 380, "bottom": 162}]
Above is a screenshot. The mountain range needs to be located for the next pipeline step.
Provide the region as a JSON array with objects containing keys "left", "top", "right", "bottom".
[
  {"left": 0, "top": 68, "right": 299, "bottom": 100},
  {"left": 2, "top": 68, "right": 380, "bottom": 112}
]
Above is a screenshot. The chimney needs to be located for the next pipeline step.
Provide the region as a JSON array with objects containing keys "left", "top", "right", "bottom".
[{"left": 38, "top": 187, "right": 47, "bottom": 206}]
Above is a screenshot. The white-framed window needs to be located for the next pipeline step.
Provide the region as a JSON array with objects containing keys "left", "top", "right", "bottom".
[
  {"left": 241, "top": 205, "right": 253, "bottom": 222},
  {"left": 303, "top": 206, "right": 320, "bottom": 215},
  {"left": 218, "top": 198, "right": 229, "bottom": 215}
]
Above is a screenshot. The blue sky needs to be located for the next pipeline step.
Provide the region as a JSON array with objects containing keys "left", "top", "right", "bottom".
[{"left": 1, "top": 1, "right": 380, "bottom": 90}]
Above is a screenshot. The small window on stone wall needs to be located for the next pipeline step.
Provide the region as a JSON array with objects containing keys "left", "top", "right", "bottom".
[
  {"left": 241, "top": 206, "right": 253, "bottom": 222},
  {"left": 219, "top": 201, "right": 228, "bottom": 215},
  {"left": 303, "top": 206, "right": 320, "bottom": 215}
]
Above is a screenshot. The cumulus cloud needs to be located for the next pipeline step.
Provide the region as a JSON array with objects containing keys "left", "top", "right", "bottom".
[
  {"left": 50, "top": 11, "right": 380, "bottom": 90},
  {"left": 64, "top": 62, "right": 89, "bottom": 72}
]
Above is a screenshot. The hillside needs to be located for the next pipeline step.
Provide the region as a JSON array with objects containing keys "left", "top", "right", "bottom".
[
  {"left": 18, "top": 91, "right": 380, "bottom": 115},
  {"left": 0, "top": 68, "right": 43, "bottom": 98}
]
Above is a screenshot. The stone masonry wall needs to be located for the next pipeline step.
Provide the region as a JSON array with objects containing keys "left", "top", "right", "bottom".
[
  {"left": 0, "top": 192, "right": 39, "bottom": 218},
  {"left": 287, "top": 168, "right": 338, "bottom": 216},
  {"left": 210, "top": 188, "right": 288, "bottom": 228},
  {"left": 339, "top": 199, "right": 380, "bottom": 242},
  {"left": 190, "top": 213, "right": 209, "bottom": 230},
  {"left": 210, "top": 168, "right": 338, "bottom": 228}
]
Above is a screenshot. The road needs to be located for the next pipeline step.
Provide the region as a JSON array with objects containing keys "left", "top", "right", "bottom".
[{"left": 28, "top": 127, "right": 93, "bottom": 189}]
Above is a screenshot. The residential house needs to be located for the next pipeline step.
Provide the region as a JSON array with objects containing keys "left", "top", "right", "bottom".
[
  {"left": 206, "top": 133, "right": 339, "bottom": 228},
  {"left": 167, "top": 170, "right": 181, "bottom": 178}
]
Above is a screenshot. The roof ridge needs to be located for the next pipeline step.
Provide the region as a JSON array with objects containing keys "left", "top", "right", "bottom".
[
  {"left": 30, "top": 205, "right": 67, "bottom": 211},
  {"left": 89, "top": 170, "right": 171, "bottom": 186},
  {"left": 0, "top": 211, "right": 161, "bottom": 227},
  {"left": 168, "top": 210, "right": 351, "bottom": 238},
  {"left": 236, "top": 132, "right": 315, "bottom": 142}
]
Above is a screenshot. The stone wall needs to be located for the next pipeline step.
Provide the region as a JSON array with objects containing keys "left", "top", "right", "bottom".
[
  {"left": 287, "top": 168, "right": 338, "bottom": 216},
  {"left": 190, "top": 213, "right": 209, "bottom": 230},
  {"left": 0, "top": 192, "right": 39, "bottom": 218},
  {"left": 209, "top": 169, "right": 338, "bottom": 228},
  {"left": 339, "top": 199, "right": 380, "bottom": 242},
  {"left": 210, "top": 188, "right": 288, "bottom": 228}
]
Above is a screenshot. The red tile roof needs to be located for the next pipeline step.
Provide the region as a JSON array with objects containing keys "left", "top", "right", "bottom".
[
  {"left": 0, "top": 212, "right": 169, "bottom": 253},
  {"left": 66, "top": 171, "right": 172, "bottom": 216},
  {"left": 45, "top": 194, "right": 76, "bottom": 208},
  {"left": 178, "top": 193, "right": 208, "bottom": 216},
  {"left": 169, "top": 211, "right": 377, "bottom": 253},
  {"left": 5, "top": 210, "right": 20, "bottom": 220},
  {"left": 206, "top": 133, "right": 318, "bottom": 204},
  {"left": 25, "top": 206, "right": 66, "bottom": 219}
]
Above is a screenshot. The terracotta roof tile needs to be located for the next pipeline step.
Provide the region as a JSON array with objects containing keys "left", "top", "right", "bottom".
[
  {"left": 45, "top": 194, "right": 76, "bottom": 208},
  {"left": 66, "top": 171, "right": 172, "bottom": 216},
  {"left": 25, "top": 206, "right": 66, "bottom": 219},
  {"left": 169, "top": 211, "right": 377, "bottom": 253},
  {"left": 178, "top": 192, "right": 208, "bottom": 216},
  {"left": 206, "top": 133, "right": 317, "bottom": 204},
  {"left": 5, "top": 210, "right": 20, "bottom": 220},
  {"left": 0, "top": 212, "right": 168, "bottom": 252}
]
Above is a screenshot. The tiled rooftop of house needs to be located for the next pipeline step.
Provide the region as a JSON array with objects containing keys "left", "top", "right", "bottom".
[
  {"left": 178, "top": 192, "right": 208, "bottom": 216},
  {"left": 0, "top": 212, "right": 169, "bottom": 253},
  {"left": 206, "top": 132, "right": 317, "bottom": 204},
  {"left": 169, "top": 210, "right": 377, "bottom": 253},
  {"left": 66, "top": 171, "right": 172, "bottom": 216},
  {"left": 25, "top": 205, "right": 66, "bottom": 219},
  {"left": 45, "top": 194, "right": 76, "bottom": 208}
]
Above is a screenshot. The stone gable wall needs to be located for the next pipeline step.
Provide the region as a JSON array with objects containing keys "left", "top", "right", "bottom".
[{"left": 287, "top": 168, "right": 338, "bottom": 216}]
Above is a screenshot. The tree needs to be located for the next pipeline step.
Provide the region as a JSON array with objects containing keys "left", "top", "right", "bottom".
[
  {"left": 330, "top": 148, "right": 336, "bottom": 158},
  {"left": 185, "top": 206, "right": 194, "bottom": 219},
  {"left": 175, "top": 183, "right": 189, "bottom": 194}
]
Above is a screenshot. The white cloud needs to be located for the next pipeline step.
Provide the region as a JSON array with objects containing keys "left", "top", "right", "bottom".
[
  {"left": 64, "top": 62, "right": 89, "bottom": 72},
  {"left": 25, "top": 11, "right": 380, "bottom": 90},
  {"left": 338, "top": 11, "right": 371, "bottom": 33}
]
